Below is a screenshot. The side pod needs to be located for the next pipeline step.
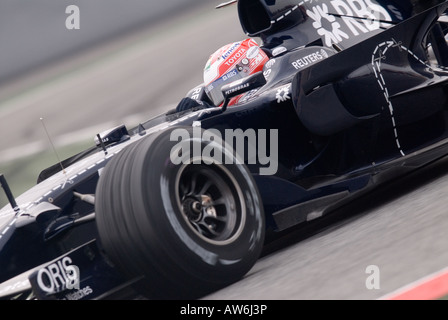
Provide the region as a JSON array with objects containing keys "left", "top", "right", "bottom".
[{"left": 292, "top": 77, "right": 378, "bottom": 136}]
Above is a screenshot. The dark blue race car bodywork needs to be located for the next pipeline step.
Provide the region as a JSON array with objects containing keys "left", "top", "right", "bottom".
[{"left": 1, "top": 0, "right": 448, "bottom": 299}]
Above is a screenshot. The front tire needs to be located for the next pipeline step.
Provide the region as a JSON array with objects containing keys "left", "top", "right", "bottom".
[{"left": 95, "top": 127, "right": 265, "bottom": 299}]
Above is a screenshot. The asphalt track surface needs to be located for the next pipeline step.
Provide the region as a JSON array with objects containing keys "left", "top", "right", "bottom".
[{"left": 0, "top": 2, "right": 448, "bottom": 300}]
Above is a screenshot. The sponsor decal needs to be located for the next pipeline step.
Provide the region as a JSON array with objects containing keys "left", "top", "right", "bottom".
[
  {"left": 272, "top": 46, "right": 287, "bottom": 57},
  {"left": 246, "top": 46, "right": 260, "bottom": 59},
  {"left": 63, "top": 286, "right": 93, "bottom": 300},
  {"left": 224, "top": 82, "right": 250, "bottom": 96},
  {"left": 224, "top": 48, "right": 247, "bottom": 67},
  {"left": 222, "top": 69, "right": 238, "bottom": 82},
  {"left": 263, "top": 69, "right": 272, "bottom": 79},
  {"left": 265, "top": 59, "right": 276, "bottom": 69},
  {"left": 307, "top": 0, "right": 393, "bottom": 47},
  {"left": 276, "top": 84, "right": 291, "bottom": 104},
  {"left": 291, "top": 49, "right": 328, "bottom": 70},
  {"left": 190, "top": 86, "right": 203, "bottom": 100},
  {"left": 238, "top": 89, "right": 260, "bottom": 103},
  {"left": 221, "top": 42, "right": 240, "bottom": 60},
  {"left": 249, "top": 53, "right": 267, "bottom": 71},
  {"left": 34, "top": 256, "right": 80, "bottom": 295},
  {"left": 263, "top": 59, "right": 276, "bottom": 79},
  {"left": 308, "top": 3, "right": 349, "bottom": 47}
]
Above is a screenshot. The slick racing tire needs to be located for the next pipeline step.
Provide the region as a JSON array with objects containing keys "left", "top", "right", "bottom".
[{"left": 95, "top": 126, "right": 265, "bottom": 299}]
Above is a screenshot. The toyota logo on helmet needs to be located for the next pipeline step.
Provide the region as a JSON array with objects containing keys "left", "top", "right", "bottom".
[{"left": 203, "top": 38, "right": 269, "bottom": 107}]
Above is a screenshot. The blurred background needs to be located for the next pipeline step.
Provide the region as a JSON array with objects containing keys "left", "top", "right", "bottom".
[{"left": 0, "top": 0, "right": 247, "bottom": 208}]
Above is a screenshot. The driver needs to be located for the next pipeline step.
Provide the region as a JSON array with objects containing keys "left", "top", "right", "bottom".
[{"left": 176, "top": 38, "right": 270, "bottom": 112}]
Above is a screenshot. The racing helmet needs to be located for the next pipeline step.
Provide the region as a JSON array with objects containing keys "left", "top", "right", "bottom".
[{"left": 203, "top": 38, "right": 269, "bottom": 106}]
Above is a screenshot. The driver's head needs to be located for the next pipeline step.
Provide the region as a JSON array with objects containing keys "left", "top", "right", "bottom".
[{"left": 203, "top": 38, "right": 269, "bottom": 106}]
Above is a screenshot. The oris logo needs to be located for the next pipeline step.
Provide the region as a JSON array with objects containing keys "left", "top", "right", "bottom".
[{"left": 36, "top": 257, "right": 80, "bottom": 294}]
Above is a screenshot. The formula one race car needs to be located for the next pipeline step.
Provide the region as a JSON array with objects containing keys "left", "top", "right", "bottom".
[{"left": 1, "top": 0, "right": 448, "bottom": 300}]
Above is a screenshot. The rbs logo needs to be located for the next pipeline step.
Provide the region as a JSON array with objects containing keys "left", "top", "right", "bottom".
[{"left": 307, "top": 0, "right": 393, "bottom": 47}]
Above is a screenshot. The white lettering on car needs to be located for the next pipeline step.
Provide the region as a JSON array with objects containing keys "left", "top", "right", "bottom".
[
  {"left": 307, "top": 0, "right": 393, "bottom": 47},
  {"left": 36, "top": 256, "right": 80, "bottom": 294},
  {"left": 291, "top": 51, "right": 325, "bottom": 69}
]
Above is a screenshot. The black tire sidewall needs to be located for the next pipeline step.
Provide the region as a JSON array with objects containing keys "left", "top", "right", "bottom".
[{"left": 134, "top": 128, "right": 265, "bottom": 281}]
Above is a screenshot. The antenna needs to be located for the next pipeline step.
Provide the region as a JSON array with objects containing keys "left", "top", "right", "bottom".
[
  {"left": 40, "top": 117, "right": 66, "bottom": 175},
  {"left": 97, "top": 134, "right": 108, "bottom": 156},
  {"left": 216, "top": 0, "right": 237, "bottom": 9}
]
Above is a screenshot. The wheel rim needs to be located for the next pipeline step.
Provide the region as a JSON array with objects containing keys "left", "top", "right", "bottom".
[{"left": 176, "top": 163, "right": 246, "bottom": 245}]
